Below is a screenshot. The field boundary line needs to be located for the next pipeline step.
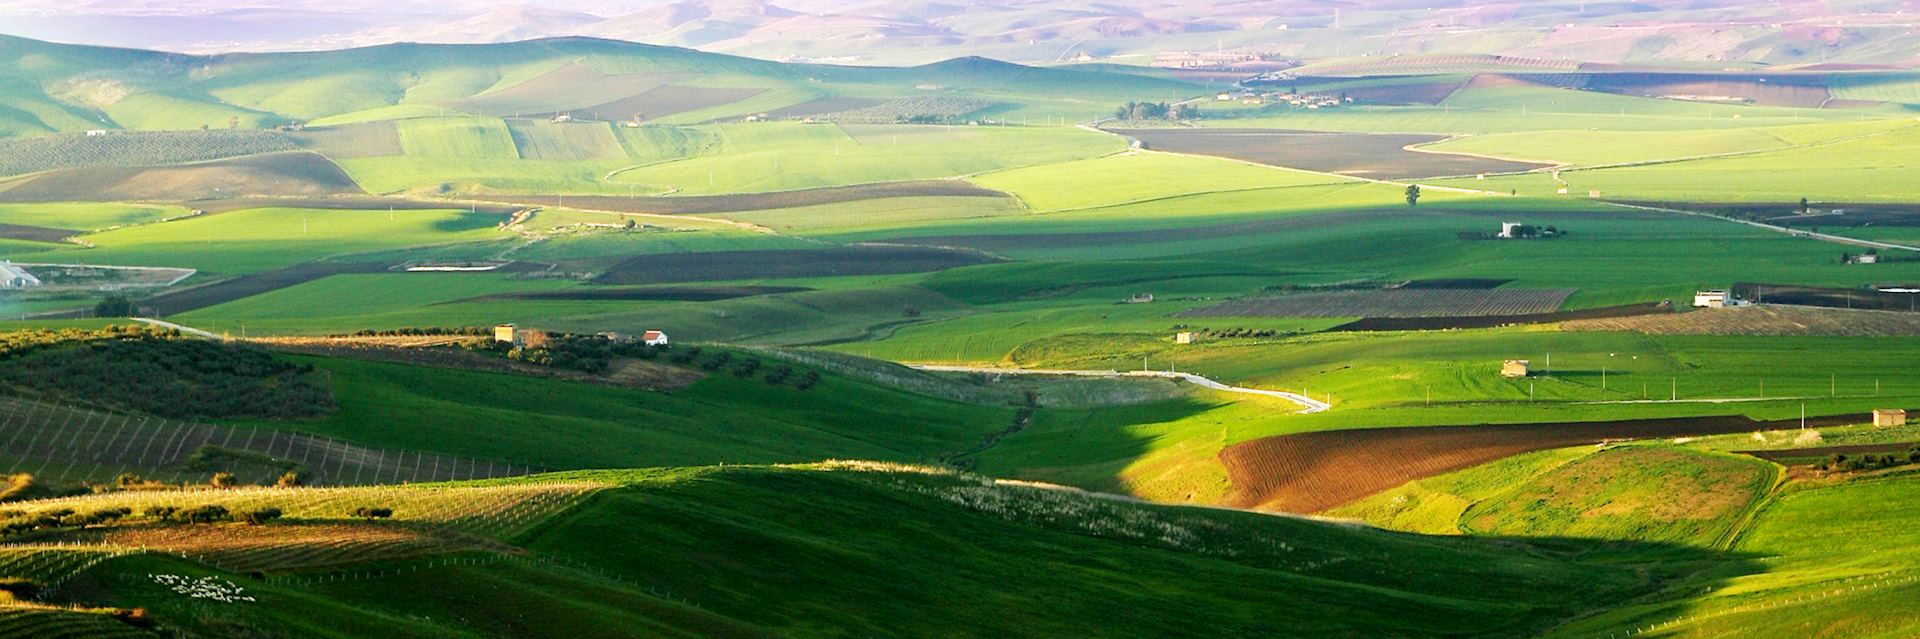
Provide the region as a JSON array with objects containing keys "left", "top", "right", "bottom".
[
  {"left": 1446, "top": 122, "right": 1920, "bottom": 181},
  {"left": 1603, "top": 201, "right": 1920, "bottom": 254},
  {"left": 1715, "top": 462, "right": 1788, "bottom": 551},
  {"left": 908, "top": 364, "right": 1330, "bottom": 414}
]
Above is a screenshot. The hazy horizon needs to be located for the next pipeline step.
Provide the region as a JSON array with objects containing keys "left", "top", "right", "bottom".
[{"left": 3, "top": 0, "right": 1917, "bottom": 67}]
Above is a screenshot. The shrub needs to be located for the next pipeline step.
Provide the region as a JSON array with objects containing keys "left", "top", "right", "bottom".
[
  {"left": 276, "top": 471, "right": 305, "bottom": 488},
  {"left": 144, "top": 505, "right": 179, "bottom": 520},
  {"left": 243, "top": 507, "right": 282, "bottom": 525},
  {"left": 350, "top": 506, "right": 394, "bottom": 520},
  {"left": 110, "top": 608, "right": 154, "bottom": 628},
  {"left": 730, "top": 358, "right": 761, "bottom": 378},
  {"left": 179, "top": 505, "right": 230, "bottom": 524},
  {"left": 209, "top": 472, "right": 236, "bottom": 489},
  {"left": 94, "top": 295, "right": 138, "bottom": 318},
  {"left": 0, "top": 578, "right": 41, "bottom": 602}
]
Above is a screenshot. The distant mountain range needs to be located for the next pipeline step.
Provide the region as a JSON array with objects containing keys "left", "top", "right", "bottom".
[{"left": 2, "top": 0, "right": 1919, "bottom": 67}]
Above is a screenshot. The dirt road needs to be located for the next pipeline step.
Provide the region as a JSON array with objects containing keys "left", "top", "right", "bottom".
[{"left": 908, "top": 364, "right": 1331, "bottom": 414}]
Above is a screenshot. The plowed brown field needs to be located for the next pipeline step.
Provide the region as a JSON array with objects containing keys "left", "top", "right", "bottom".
[{"left": 1220, "top": 413, "right": 1862, "bottom": 513}]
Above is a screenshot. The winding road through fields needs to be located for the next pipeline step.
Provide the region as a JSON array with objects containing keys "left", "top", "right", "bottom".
[{"left": 908, "top": 364, "right": 1331, "bottom": 414}]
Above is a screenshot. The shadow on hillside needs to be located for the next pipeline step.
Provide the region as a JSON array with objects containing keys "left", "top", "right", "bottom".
[
  {"left": 434, "top": 209, "right": 510, "bottom": 232},
  {"left": 1471, "top": 533, "right": 1773, "bottom": 637},
  {"left": 964, "top": 394, "right": 1236, "bottom": 496}
]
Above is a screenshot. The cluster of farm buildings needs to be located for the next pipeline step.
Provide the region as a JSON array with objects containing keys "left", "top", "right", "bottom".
[
  {"left": 491, "top": 323, "right": 669, "bottom": 347},
  {"left": 1216, "top": 90, "right": 1351, "bottom": 109}
]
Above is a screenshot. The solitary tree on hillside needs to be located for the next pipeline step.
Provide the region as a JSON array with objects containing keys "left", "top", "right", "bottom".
[
  {"left": 1405, "top": 184, "right": 1422, "bottom": 207},
  {"left": 1800, "top": 197, "right": 1810, "bottom": 214}
]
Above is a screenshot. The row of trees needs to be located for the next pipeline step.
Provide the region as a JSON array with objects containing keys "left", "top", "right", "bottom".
[
  {"left": 672, "top": 347, "right": 822, "bottom": 390},
  {"left": 0, "top": 336, "right": 336, "bottom": 420},
  {"left": 0, "top": 502, "right": 286, "bottom": 537},
  {"left": 1113, "top": 101, "right": 1196, "bottom": 122},
  {"left": 1818, "top": 446, "right": 1920, "bottom": 472}
]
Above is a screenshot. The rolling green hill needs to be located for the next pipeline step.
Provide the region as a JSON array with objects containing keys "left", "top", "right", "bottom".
[
  {"left": 25, "top": 464, "right": 1726, "bottom": 638},
  {"left": 0, "top": 35, "right": 1199, "bottom": 140}
]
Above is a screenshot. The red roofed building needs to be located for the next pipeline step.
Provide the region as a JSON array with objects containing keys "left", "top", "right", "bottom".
[{"left": 642, "top": 330, "right": 670, "bottom": 346}]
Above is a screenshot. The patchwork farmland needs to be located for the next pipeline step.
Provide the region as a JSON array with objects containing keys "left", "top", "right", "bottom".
[
  {"left": 0, "top": 13, "right": 1911, "bottom": 637},
  {"left": 1181, "top": 288, "right": 1575, "bottom": 318},
  {"left": 0, "top": 152, "right": 363, "bottom": 202},
  {"left": 593, "top": 245, "right": 1002, "bottom": 284},
  {"left": 1114, "top": 128, "right": 1550, "bottom": 178}
]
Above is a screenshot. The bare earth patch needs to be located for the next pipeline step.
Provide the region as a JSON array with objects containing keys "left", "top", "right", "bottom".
[
  {"left": 1113, "top": 128, "right": 1549, "bottom": 179},
  {"left": 62, "top": 522, "right": 470, "bottom": 571},
  {"left": 1565, "top": 305, "right": 1920, "bottom": 336},
  {"left": 1219, "top": 413, "right": 1859, "bottom": 513}
]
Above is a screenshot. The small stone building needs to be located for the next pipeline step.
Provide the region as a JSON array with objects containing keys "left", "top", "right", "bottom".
[
  {"left": 1873, "top": 408, "right": 1907, "bottom": 427},
  {"left": 1501, "top": 359, "right": 1530, "bottom": 378},
  {"left": 1174, "top": 331, "right": 1194, "bottom": 345}
]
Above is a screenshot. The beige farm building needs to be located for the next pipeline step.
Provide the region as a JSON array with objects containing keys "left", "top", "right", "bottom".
[
  {"left": 493, "top": 323, "right": 518, "bottom": 344},
  {"left": 1873, "top": 409, "right": 1907, "bottom": 427},
  {"left": 1175, "top": 331, "right": 1195, "bottom": 345},
  {"left": 1501, "top": 359, "right": 1530, "bottom": 378}
]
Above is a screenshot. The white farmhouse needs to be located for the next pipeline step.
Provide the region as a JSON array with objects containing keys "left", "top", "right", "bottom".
[{"left": 0, "top": 262, "right": 41, "bottom": 290}]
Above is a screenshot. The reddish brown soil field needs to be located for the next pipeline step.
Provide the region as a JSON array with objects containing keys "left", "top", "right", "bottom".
[
  {"left": 1114, "top": 128, "right": 1548, "bottom": 179},
  {"left": 0, "top": 152, "right": 362, "bottom": 203},
  {"left": 144, "top": 261, "right": 390, "bottom": 315},
  {"left": 487, "top": 180, "right": 1006, "bottom": 215},
  {"left": 594, "top": 245, "right": 1000, "bottom": 285},
  {"left": 1734, "top": 284, "right": 1920, "bottom": 313},
  {"left": 575, "top": 85, "right": 767, "bottom": 122},
  {"left": 0, "top": 222, "right": 74, "bottom": 243},
  {"left": 1220, "top": 413, "right": 1863, "bottom": 513}
]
